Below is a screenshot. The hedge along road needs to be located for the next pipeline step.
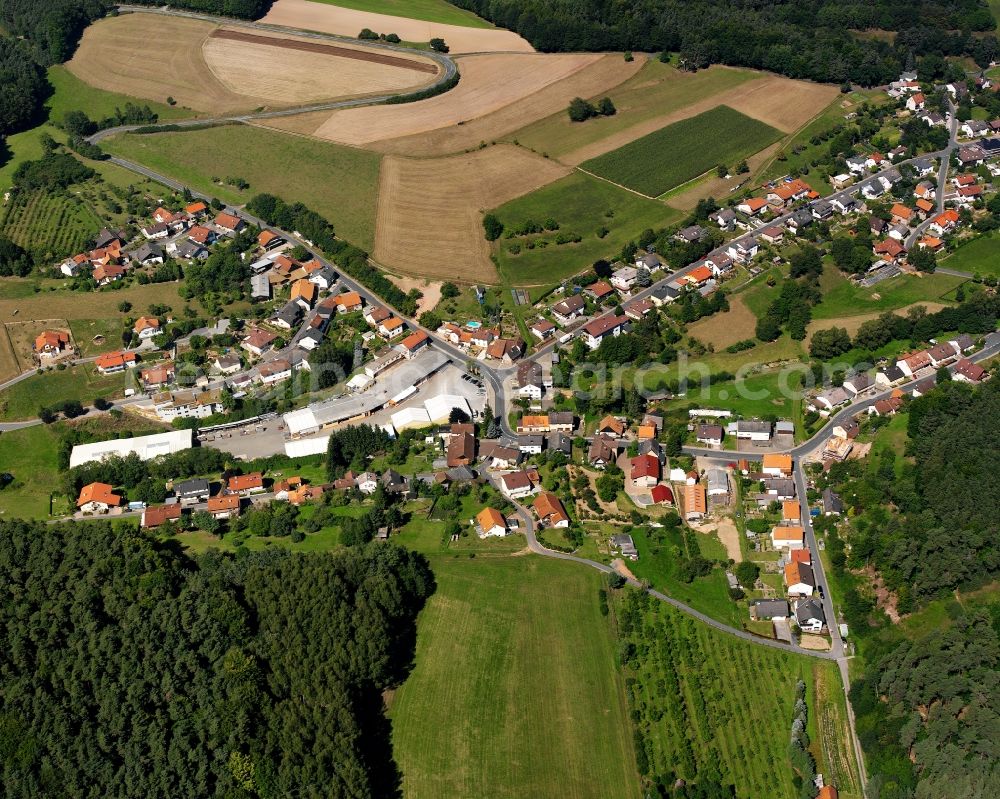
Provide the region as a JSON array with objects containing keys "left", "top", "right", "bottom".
[{"left": 87, "top": 5, "right": 459, "bottom": 144}]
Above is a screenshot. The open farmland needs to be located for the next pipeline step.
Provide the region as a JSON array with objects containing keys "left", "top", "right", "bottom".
[
  {"left": 616, "top": 590, "right": 846, "bottom": 799},
  {"left": 0, "top": 327, "right": 17, "bottom": 382},
  {"left": 373, "top": 145, "right": 570, "bottom": 281},
  {"left": 102, "top": 125, "right": 382, "bottom": 249},
  {"left": 509, "top": 62, "right": 839, "bottom": 166},
  {"left": 0, "top": 188, "right": 100, "bottom": 260},
  {"left": 389, "top": 556, "right": 640, "bottom": 799},
  {"left": 581, "top": 106, "right": 782, "bottom": 198},
  {"left": 202, "top": 29, "right": 439, "bottom": 104},
  {"left": 307, "top": 0, "right": 494, "bottom": 26},
  {"left": 68, "top": 13, "right": 439, "bottom": 115},
  {"left": 310, "top": 53, "right": 603, "bottom": 146},
  {"left": 492, "top": 171, "right": 683, "bottom": 286},
  {"left": 263, "top": 0, "right": 533, "bottom": 53}
]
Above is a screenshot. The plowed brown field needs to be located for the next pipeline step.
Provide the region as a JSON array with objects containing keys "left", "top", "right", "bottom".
[{"left": 373, "top": 145, "right": 570, "bottom": 281}]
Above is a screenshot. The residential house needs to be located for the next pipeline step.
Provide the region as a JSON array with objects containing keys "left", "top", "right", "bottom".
[
  {"left": 530, "top": 318, "right": 556, "bottom": 340},
  {"left": 587, "top": 434, "right": 618, "bottom": 469},
  {"left": 500, "top": 469, "right": 538, "bottom": 499},
  {"left": 153, "top": 389, "right": 224, "bottom": 421},
  {"left": 476, "top": 507, "right": 507, "bottom": 538},
  {"left": 584, "top": 280, "right": 615, "bottom": 302},
  {"left": 726, "top": 238, "right": 759, "bottom": 264},
  {"left": 227, "top": 473, "right": 264, "bottom": 495},
  {"left": 141, "top": 503, "right": 183, "bottom": 529},
  {"left": 733, "top": 419, "right": 772, "bottom": 442},
  {"left": 485, "top": 336, "right": 526, "bottom": 363},
  {"left": 675, "top": 224, "right": 707, "bottom": 243},
  {"left": 685, "top": 264, "right": 714, "bottom": 285},
  {"left": 95, "top": 350, "right": 137, "bottom": 375},
  {"left": 93, "top": 263, "right": 125, "bottom": 285},
  {"left": 951, "top": 333, "right": 975, "bottom": 353},
  {"left": 132, "top": 242, "right": 164, "bottom": 266},
  {"left": 811, "top": 200, "right": 834, "bottom": 220},
  {"left": 140, "top": 363, "right": 175, "bottom": 389},
  {"left": 551, "top": 294, "right": 585, "bottom": 324},
  {"left": 548, "top": 431, "right": 572, "bottom": 456},
  {"left": 897, "top": 350, "right": 931, "bottom": 377},
  {"left": 517, "top": 414, "right": 550, "bottom": 434},
  {"left": 134, "top": 316, "right": 161, "bottom": 340},
  {"left": 173, "top": 478, "right": 210, "bottom": 505},
  {"left": 242, "top": 327, "right": 277, "bottom": 357},
  {"left": 611, "top": 533, "right": 638, "bottom": 560},
  {"left": 77, "top": 482, "right": 122, "bottom": 513},
  {"left": 914, "top": 180, "right": 936, "bottom": 200},
  {"left": 290, "top": 279, "right": 317, "bottom": 309},
  {"left": 635, "top": 252, "right": 663, "bottom": 271},
  {"left": 534, "top": 491, "right": 570, "bottom": 528},
  {"left": 630, "top": 453, "right": 660, "bottom": 488},
  {"left": 954, "top": 358, "right": 986, "bottom": 383},
  {"left": 766, "top": 178, "right": 812, "bottom": 207},
  {"left": 795, "top": 599, "right": 825, "bottom": 633},
  {"left": 704, "top": 252, "right": 734, "bottom": 276},
  {"left": 762, "top": 453, "right": 792, "bottom": 477},
  {"left": 581, "top": 314, "right": 627, "bottom": 350},
  {"left": 271, "top": 301, "right": 302, "bottom": 331},
  {"left": 870, "top": 396, "right": 903, "bottom": 417},
  {"left": 624, "top": 298, "right": 655, "bottom": 320},
  {"left": 650, "top": 484, "right": 674, "bottom": 505},
  {"left": 758, "top": 225, "right": 784, "bottom": 245},
  {"left": 927, "top": 341, "right": 958, "bottom": 367},
  {"left": 445, "top": 431, "right": 477, "bottom": 468},
  {"left": 516, "top": 360, "right": 544, "bottom": 400},
  {"left": 843, "top": 372, "right": 872, "bottom": 396},
  {"left": 710, "top": 207, "right": 737, "bottom": 230},
  {"left": 356, "top": 472, "right": 379, "bottom": 494},
  {"left": 782, "top": 500, "right": 801, "bottom": 523},
  {"left": 610, "top": 266, "right": 638, "bottom": 292},
  {"left": 548, "top": 411, "right": 574, "bottom": 433},
  {"left": 213, "top": 211, "right": 244, "bottom": 234},
  {"left": 480, "top": 442, "right": 520, "bottom": 470},
  {"left": 34, "top": 330, "right": 70, "bottom": 358},
  {"left": 905, "top": 92, "right": 925, "bottom": 111},
  {"left": 736, "top": 197, "right": 768, "bottom": 216},
  {"left": 812, "top": 386, "right": 850, "bottom": 412},
  {"left": 518, "top": 435, "right": 544, "bottom": 455},
  {"left": 399, "top": 330, "right": 430, "bottom": 358},
  {"left": 771, "top": 525, "right": 804, "bottom": 550},
  {"left": 378, "top": 316, "right": 405, "bottom": 339},
  {"left": 875, "top": 364, "right": 906, "bottom": 387},
  {"left": 332, "top": 291, "right": 363, "bottom": 314},
  {"left": 695, "top": 424, "right": 723, "bottom": 446},
  {"left": 831, "top": 196, "right": 857, "bottom": 214},
  {"left": 750, "top": 599, "right": 790, "bottom": 621},
  {"left": 822, "top": 488, "right": 844, "bottom": 516}
]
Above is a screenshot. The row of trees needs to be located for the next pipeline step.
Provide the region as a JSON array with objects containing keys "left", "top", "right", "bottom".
[
  {"left": 0, "top": 518, "right": 433, "bottom": 797},
  {"left": 447, "top": 0, "right": 997, "bottom": 86}
]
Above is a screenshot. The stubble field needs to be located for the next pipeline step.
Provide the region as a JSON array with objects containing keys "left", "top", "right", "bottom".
[
  {"left": 311, "top": 53, "right": 605, "bottom": 146},
  {"left": 262, "top": 0, "right": 533, "bottom": 53},
  {"left": 373, "top": 145, "right": 571, "bottom": 279}
]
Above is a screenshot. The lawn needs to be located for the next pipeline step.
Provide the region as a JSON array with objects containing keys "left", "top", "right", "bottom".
[
  {"left": 102, "top": 124, "right": 383, "bottom": 249},
  {"left": 581, "top": 106, "right": 782, "bottom": 198},
  {"left": 491, "top": 171, "right": 683, "bottom": 286},
  {"left": 508, "top": 61, "right": 760, "bottom": 160},
  {"left": 939, "top": 231, "right": 1000, "bottom": 278},
  {"left": 617, "top": 588, "right": 825, "bottom": 799},
  {"left": 0, "top": 424, "right": 61, "bottom": 519},
  {"left": 0, "top": 281, "right": 192, "bottom": 322},
  {"left": 389, "top": 555, "right": 640, "bottom": 799},
  {"left": 811, "top": 268, "right": 964, "bottom": 320},
  {"left": 308, "top": 0, "right": 493, "bottom": 26},
  {"left": 678, "top": 370, "right": 802, "bottom": 420},
  {"left": 0, "top": 365, "right": 127, "bottom": 421}
]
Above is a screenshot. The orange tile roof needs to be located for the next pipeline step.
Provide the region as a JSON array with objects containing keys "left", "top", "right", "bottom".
[
  {"left": 335, "top": 291, "right": 362, "bottom": 308},
  {"left": 214, "top": 211, "right": 242, "bottom": 230},
  {"left": 476, "top": 507, "right": 506, "bottom": 531},
  {"left": 77, "top": 482, "right": 121, "bottom": 508},
  {"left": 207, "top": 494, "right": 240, "bottom": 513},
  {"left": 401, "top": 330, "right": 429, "bottom": 350},
  {"left": 95, "top": 350, "right": 136, "bottom": 370},
  {"left": 185, "top": 201, "right": 208, "bottom": 214},
  {"left": 533, "top": 492, "right": 569, "bottom": 526},
  {"left": 782, "top": 500, "right": 801, "bottom": 521},
  {"left": 684, "top": 483, "right": 707, "bottom": 514},
  {"left": 134, "top": 316, "right": 160, "bottom": 334},
  {"left": 227, "top": 473, "right": 263, "bottom": 492},
  {"left": 772, "top": 525, "right": 804, "bottom": 541},
  {"left": 742, "top": 197, "right": 769, "bottom": 212},
  {"left": 290, "top": 279, "right": 317, "bottom": 303},
  {"left": 762, "top": 453, "right": 792, "bottom": 472},
  {"left": 687, "top": 264, "right": 713, "bottom": 283},
  {"left": 142, "top": 504, "right": 182, "bottom": 527},
  {"left": 35, "top": 330, "right": 69, "bottom": 350}
]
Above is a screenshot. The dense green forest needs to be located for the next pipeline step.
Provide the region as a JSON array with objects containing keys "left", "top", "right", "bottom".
[
  {"left": 851, "top": 604, "right": 1000, "bottom": 799},
  {"left": 0, "top": 519, "right": 433, "bottom": 798},
  {"left": 448, "top": 0, "right": 998, "bottom": 85}
]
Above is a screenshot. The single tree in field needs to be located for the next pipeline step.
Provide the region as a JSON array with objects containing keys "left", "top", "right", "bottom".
[
  {"left": 567, "top": 97, "right": 596, "bottom": 122},
  {"left": 429, "top": 37, "right": 449, "bottom": 53},
  {"left": 598, "top": 97, "right": 616, "bottom": 116}
]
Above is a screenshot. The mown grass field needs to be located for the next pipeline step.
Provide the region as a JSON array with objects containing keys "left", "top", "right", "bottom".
[
  {"left": 810, "top": 268, "right": 964, "bottom": 320},
  {"left": 509, "top": 62, "right": 760, "bottom": 159},
  {"left": 389, "top": 556, "right": 640, "bottom": 799},
  {"left": 308, "top": 0, "right": 494, "bottom": 26},
  {"left": 617, "top": 590, "right": 824, "bottom": 799},
  {"left": 491, "top": 171, "right": 683, "bottom": 285},
  {"left": 0, "top": 364, "right": 128, "bottom": 421},
  {"left": 939, "top": 231, "right": 1000, "bottom": 278},
  {"left": 0, "top": 188, "right": 101, "bottom": 259},
  {"left": 0, "top": 281, "right": 191, "bottom": 322},
  {"left": 103, "top": 124, "right": 383, "bottom": 249},
  {"left": 0, "top": 424, "right": 61, "bottom": 519},
  {"left": 581, "top": 106, "right": 782, "bottom": 197}
]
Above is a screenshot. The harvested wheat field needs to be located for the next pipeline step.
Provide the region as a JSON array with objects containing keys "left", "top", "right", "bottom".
[
  {"left": 373, "top": 145, "right": 570, "bottom": 281},
  {"left": 68, "top": 15, "right": 240, "bottom": 113},
  {"left": 202, "top": 29, "right": 440, "bottom": 104},
  {"left": 68, "top": 13, "right": 439, "bottom": 114},
  {"left": 262, "top": 0, "right": 533, "bottom": 53},
  {"left": 312, "top": 53, "right": 603, "bottom": 146},
  {"left": 366, "top": 54, "right": 645, "bottom": 156},
  {"left": 561, "top": 74, "right": 839, "bottom": 166}
]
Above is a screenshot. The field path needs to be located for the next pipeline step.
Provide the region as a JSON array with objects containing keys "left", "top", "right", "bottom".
[{"left": 262, "top": 0, "right": 534, "bottom": 53}]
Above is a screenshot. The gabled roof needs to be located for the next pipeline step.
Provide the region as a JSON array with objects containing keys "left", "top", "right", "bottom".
[
  {"left": 476, "top": 507, "right": 506, "bottom": 531},
  {"left": 77, "top": 482, "right": 121, "bottom": 507},
  {"left": 534, "top": 491, "right": 569, "bottom": 525},
  {"left": 134, "top": 316, "right": 161, "bottom": 334}
]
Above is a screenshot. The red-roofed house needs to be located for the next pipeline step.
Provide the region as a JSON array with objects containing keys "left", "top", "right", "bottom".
[
  {"left": 650, "top": 483, "right": 674, "bottom": 505},
  {"left": 214, "top": 211, "right": 244, "bottom": 233},
  {"left": 630, "top": 453, "right": 660, "bottom": 488},
  {"left": 77, "top": 482, "right": 122, "bottom": 513}
]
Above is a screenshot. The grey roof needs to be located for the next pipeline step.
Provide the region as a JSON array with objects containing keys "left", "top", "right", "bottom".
[
  {"left": 737, "top": 419, "right": 772, "bottom": 434},
  {"left": 251, "top": 273, "right": 271, "bottom": 299},
  {"left": 775, "top": 421, "right": 795, "bottom": 434},
  {"left": 751, "top": 599, "right": 790, "bottom": 619},
  {"left": 790, "top": 209, "right": 813, "bottom": 226},
  {"left": 548, "top": 411, "right": 574, "bottom": 427},
  {"left": 174, "top": 240, "right": 206, "bottom": 260},
  {"left": 846, "top": 372, "right": 871, "bottom": 392},
  {"left": 707, "top": 468, "right": 729, "bottom": 493},
  {"left": 548, "top": 432, "right": 572, "bottom": 454},
  {"left": 653, "top": 285, "right": 680, "bottom": 300},
  {"left": 274, "top": 301, "right": 302, "bottom": 327},
  {"left": 518, "top": 434, "right": 544, "bottom": 448},
  {"left": 795, "top": 599, "right": 825, "bottom": 625},
  {"left": 133, "top": 242, "right": 163, "bottom": 262},
  {"left": 677, "top": 225, "right": 707, "bottom": 242},
  {"left": 638, "top": 438, "right": 662, "bottom": 460},
  {"left": 822, "top": 488, "right": 844, "bottom": 514},
  {"left": 174, "top": 477, "right": 209, "bottom": 496},
  {"left": 880, "top": 364, "right": 905, "bottom": 382}
]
